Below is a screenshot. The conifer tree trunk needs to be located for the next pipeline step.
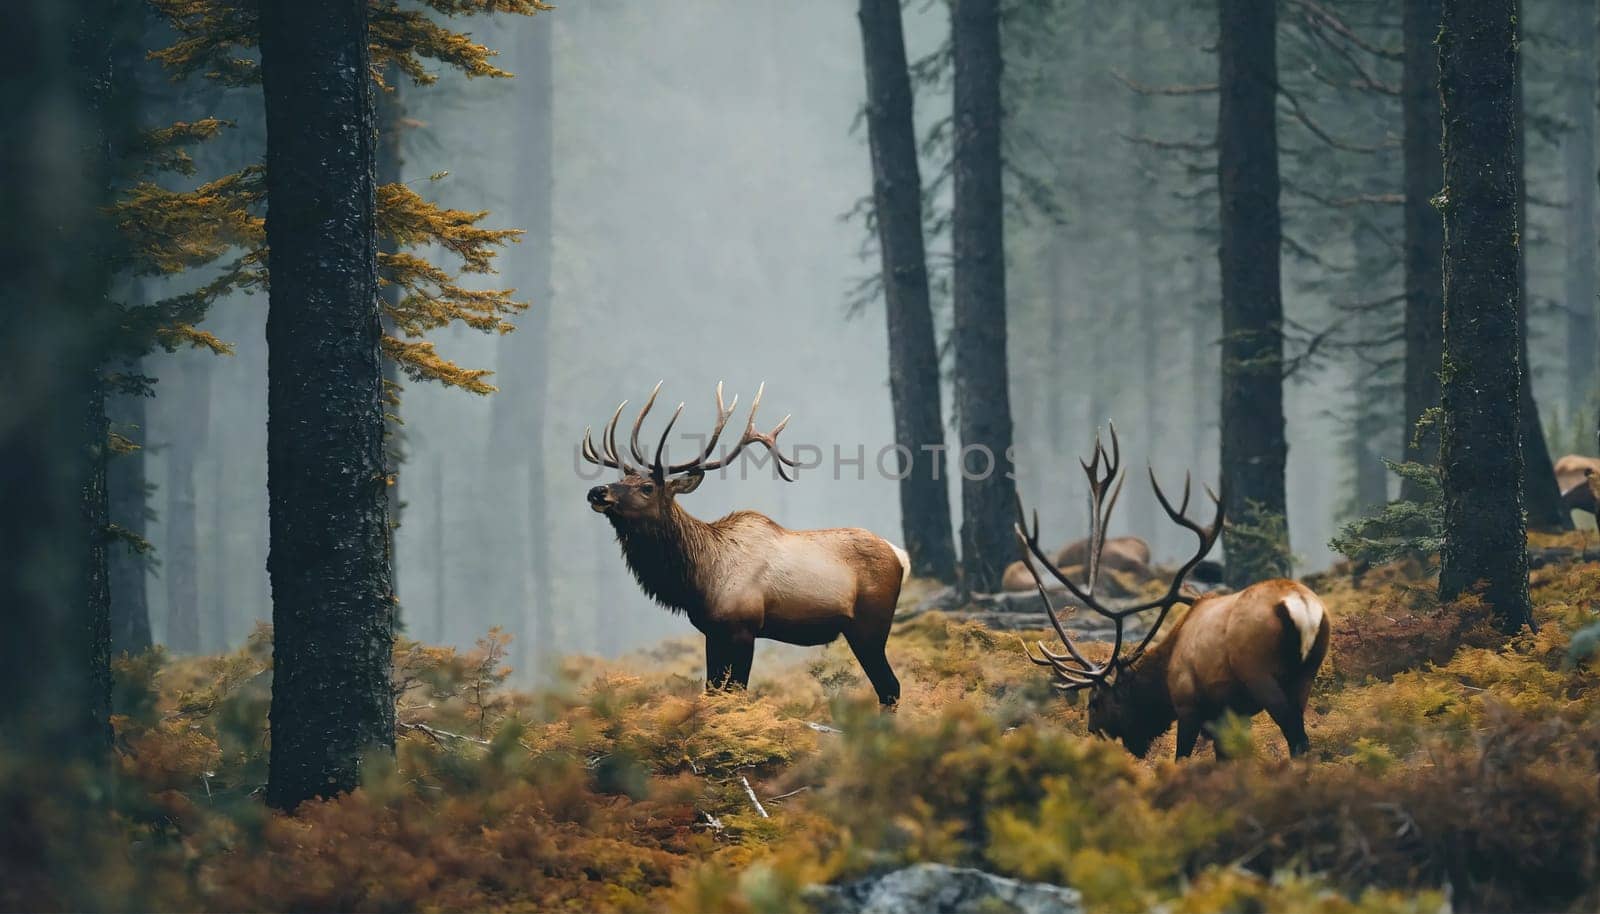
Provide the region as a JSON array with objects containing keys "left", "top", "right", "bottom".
[
  {"left": 0, "top": 0, "right": 116, "bottom": 759},
  {"left": 377, "top": 61, "right": 405, "bottom": 613},
  {"left": 1216, "top": 0, "right": 1289, "bottom": 586},
  {"left": 1436, "top": 0, "right": 1532, "bottom": 631},
  {"left": 858, "top": 0, "right": 958, "bottom": 585},
  {"left": 1565, "top": 1, "right": 1598, "bottom": 414},
  {"left": 108, "top": 376, "right": 152, "bottom": 653},
  {"left": 260, "top": 0, "right": 395, "bottom": 810},
  {"left": 950, "top": 0, "right": 1017, "bottom": 594},
  {"left": 84, "top": 373, "right": 113, "bottom": 742},
  {"left": 164, "top": 355, "right": 209, "bottom": 652},
  {"left": 1401, "top": 0, "right": 1444, "bottom": 494}
]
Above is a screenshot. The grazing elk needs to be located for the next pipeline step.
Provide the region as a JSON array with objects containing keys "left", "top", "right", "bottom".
[
  {"left": 582, "top": 382, "right": 909, "bottom": 706},
  {"left": 1555, "top": 454, "right": 1600, "bottom": 516},
  {"left": 1015, "top": 429, "right": 1330, "bottom": 759}
]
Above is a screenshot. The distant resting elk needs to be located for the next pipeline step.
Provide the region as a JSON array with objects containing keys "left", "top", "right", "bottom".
[
  {"left": 1556, "top": 454, "right": 1600, "bottom": 516},
  {"left": 1014, "top": 428, "right": 1331, "bottom": 759},
  {"left": 582, "top": 382, "right": 909, "bottom": 706},
  {"left": 1001, "top": 535, "right": 1154, "bottom": 595}
]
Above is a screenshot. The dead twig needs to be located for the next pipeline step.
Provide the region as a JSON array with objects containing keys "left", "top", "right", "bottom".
[
  {"left": 398, "top": 720, "right": 491, "bottom": 746},
  {"left": 740, "top": 775, "right": 769, "bottom": 819}
]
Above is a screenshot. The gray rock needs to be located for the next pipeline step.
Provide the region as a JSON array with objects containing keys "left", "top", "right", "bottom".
[{"left": 803, "top": 863, "right": 1083, "bottom": 914}]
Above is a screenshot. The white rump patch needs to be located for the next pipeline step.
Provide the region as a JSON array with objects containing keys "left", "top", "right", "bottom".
[
  {"left": 888, "top": 542, "right": 911, "bottom": 586},
  {"left": 1282, "top": 590, "right": 1324, "bottom": 660}
]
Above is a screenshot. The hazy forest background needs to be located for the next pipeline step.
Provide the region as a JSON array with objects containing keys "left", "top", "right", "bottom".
[
  {"left": 121, "top": 0, "right": 1597, "bottom": 681},
  {"left": 11, "top": 0, "right": 1600, "bottom": 910}
]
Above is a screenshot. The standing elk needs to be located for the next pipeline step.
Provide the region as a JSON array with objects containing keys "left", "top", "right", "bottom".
[
  {"left": 1015, "top": 428, "right": 1330, "bottom": 759},
  {"left": 582, "top": 382, "right": 909, "bottom": 706}
]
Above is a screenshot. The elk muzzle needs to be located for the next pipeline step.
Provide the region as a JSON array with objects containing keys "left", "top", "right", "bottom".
[{"left": 587, "top": 485, "right": 615, "bottom": 513}]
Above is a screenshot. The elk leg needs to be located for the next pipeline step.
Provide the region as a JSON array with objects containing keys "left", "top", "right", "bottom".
[
  {"left": 1174, "top": 717, "right": 1202, "bottom": 760},
  {"left": 705, "top": 635, "right": 735, "bottom": 690},
  {"left": 727, "top": 633, "right": 756, "bottom": 690},
  {"left": 1248, "top": 676, "right": 1311, "bottom": 757},
  {"left": 844, "top": 631, "right": 900, "bottom": 707}
]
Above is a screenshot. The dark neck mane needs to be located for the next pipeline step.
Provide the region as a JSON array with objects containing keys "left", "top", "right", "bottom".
[
  {"left": 1113, "top": 617, "right": 1183, "bottom": 757},
  {"left": 608, "top": 504, "right": 716, "bottom": 618}
]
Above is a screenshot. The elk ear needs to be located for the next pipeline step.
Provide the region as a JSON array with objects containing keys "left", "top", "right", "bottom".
[{"left": 667, "top": 471, "right": 704, "bottom": 496}]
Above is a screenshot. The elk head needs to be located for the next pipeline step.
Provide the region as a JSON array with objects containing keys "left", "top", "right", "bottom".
[
  {"left": 1015, "top": 426, "right": 1225, "bottom": 756},
  {"left": 583, "top": 380, "right": 800, "bottom": 523}
]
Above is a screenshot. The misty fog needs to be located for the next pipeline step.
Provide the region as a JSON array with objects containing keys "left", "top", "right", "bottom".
[{"left": 130, "top": 0, "right": 1582, "bottom": 680}]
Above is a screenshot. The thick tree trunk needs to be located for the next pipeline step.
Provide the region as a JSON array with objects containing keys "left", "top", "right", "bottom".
[
  {"left": 377, "top": 61, "right": 405, "bottom": 615},
  {"left": 84, "top": 372, "right": 113, "bottom": 743},
  {"left": 1565, "top": 2, "right": 1598, "bottom": 415},
  {"left": 260, "top": 0, "right": 395, "bottom": 810},
  {"left": 1216, "top": 0, "right": 1289, "bottom": 587},
  {"left": 950, "top": 0, "right": 1017, "bottom": 594},
  {"left": 1401, "top": 0, "right": 1445, "bottom": 494},
  {"left": 0, "top": 0, "right": 114, "bottom": 759},
  {"left": 108, "top": 377, "right": 152, "bottom": 653},
  {"left": 1436, "top": 0, "right": 1533, "bottom": 631},
  {"left": 163, "top": 355, "right": 209, "bottom": 653},
  {"left": 857, "top": 0, "right": 958, "bottom": 584},
  {"left": 1514, "top": 18, "right": 1573, "bottom": 532}
]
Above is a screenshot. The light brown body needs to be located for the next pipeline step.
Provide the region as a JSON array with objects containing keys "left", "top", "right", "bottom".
[
  {"left": 1091, "top": 579, "right": 1330, "bottom": 758},
  {"left": 583, "top": 383, "right": 906, "bottom": 704},
  {"left": 1555, "top": 454, "right": 1600, "bottom": 515}
]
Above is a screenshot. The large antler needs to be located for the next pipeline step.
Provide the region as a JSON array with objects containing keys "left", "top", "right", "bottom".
[
  {"left": 581, "top": 399, "right": 638, "bottom": 475},
  {"left": 580, "top": 382, "right": 800, "bottom": 482},
  {"left": 1016, "top": 425, "right": 1225, "bottom": 690}
]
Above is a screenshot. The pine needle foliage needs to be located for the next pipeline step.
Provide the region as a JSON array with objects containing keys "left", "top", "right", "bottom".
[
  {"left": 1329, "top": 461, "right": 1446, "bottom": 566},
  {"left": 116, "top": 0, "right": 546, "bottom": 392}
]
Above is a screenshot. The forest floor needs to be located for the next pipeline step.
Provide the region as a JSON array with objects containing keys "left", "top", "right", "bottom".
[{"left": 7, "top": 534, "right": 1600, "bottom": 913}]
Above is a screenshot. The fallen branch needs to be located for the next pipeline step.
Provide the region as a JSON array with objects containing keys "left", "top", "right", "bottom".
[
  {"left": 740, "top": 775, "right": 769, "bottom": 819},
  {"left": 766, "top": 785, "right": 812, "bottom": 803},
  {"left": 399, "top": 720, "right": 491, "bottom": 746}
]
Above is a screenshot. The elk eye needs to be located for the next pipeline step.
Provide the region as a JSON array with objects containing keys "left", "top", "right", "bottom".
[{"left": 641, "top": 484, "right": 655, "bottom": 494}]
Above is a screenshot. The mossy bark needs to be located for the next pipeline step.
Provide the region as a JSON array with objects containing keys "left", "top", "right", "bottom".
[
  {"left": 1401, "top": 0, "right": 1445, "bottom": 493},
  {"left": 950, "top": 0, "right": 1018, "bottom": 594},
  {"left": 1216, "top": 0, "right": 1290, "bottom": 587},
  {"left": 261, "top": 0, "right": 396, "bottom": 810},
  {"left": 858, "top": 0, "right": 958, "bottom": 585},
  {"left": 1436, "top": 0, "right": 1533, "bottom": 631}
]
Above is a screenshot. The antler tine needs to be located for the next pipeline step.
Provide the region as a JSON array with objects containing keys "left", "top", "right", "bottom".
[
  {"left": 581, "top": 426, "right": 614, "bottom": 469},
  {"left": 1080, "top": 423, "right": 1124, "bottom": 601},
  {"left": 695, "top": 381, "right": 801, "bottom": 480},
  {"left": 1117, "top": 470, "right": 1227, "bottom": 665},
  {"left": 1018, "top": 638, "right": 1103, "bottom": 687},
  {"left": 629, "top": 381, "right": 664, "bottom": 466},
  {"left": 1014, "top": 521, "right": 1105, "bottom": 676},
  {"left": 602, "top": 400, "right": 633, "bottom": 473},
  {"left": 663, "top": 382, "right": 741, "bottom": 476},
  {"left": 650, "top": 402, "right": 686, "bottom": 479}
]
